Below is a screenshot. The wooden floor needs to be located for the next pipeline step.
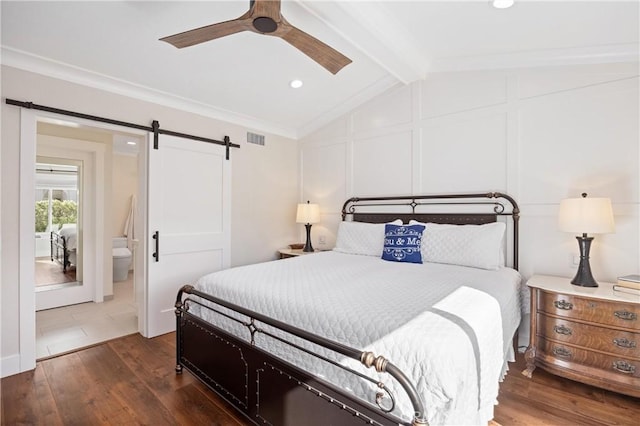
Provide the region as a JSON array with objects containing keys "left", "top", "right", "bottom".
[
  {"left": 495, "top": 354, "right": 640, "bottom": 425},
  {"left": 2, "top": 333, "right": 639, "bottom": 425},
  {"left": 35, "top": 257, "right": 76, "bottom": 287}
]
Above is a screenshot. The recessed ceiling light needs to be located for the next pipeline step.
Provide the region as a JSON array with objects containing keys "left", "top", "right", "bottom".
[
  {"left": 126, "top": 141, "right": 137, "bottom": 146},
  {"left": 289, "top": 79, "right": 303, "bottom": 89},
  {"left": 492, "top": 0, "right": 514, "bottom": 9}
]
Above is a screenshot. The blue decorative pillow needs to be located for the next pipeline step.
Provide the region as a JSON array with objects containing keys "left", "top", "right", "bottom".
[{"left": 381, "top": 224, "right": 425, "bottom": 264}]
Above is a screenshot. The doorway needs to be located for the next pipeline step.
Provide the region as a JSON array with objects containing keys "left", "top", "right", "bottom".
[
  {"left": 18, "top": 112, "right": 148, "bottom": 361},
  {"left": 17, "top": 105, "right": 230, "bottom": 371}
]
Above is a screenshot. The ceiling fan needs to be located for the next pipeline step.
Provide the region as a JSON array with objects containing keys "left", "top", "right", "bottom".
[{"left": 160, "top": 0, "right": 352, "bottom": 75}]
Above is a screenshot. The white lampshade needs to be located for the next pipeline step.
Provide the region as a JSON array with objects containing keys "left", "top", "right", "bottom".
[
  {"left": 558, "top": 195, "right": 615, "bottom": 234},
  {"left": 296, "top": 202, "right": 320, "bottom": 224}
]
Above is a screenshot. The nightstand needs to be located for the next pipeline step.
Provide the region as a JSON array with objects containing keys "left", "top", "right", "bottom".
[
  {"left": 278, "top": 248, "right": 319, "bottom": 259},
  {"left": 523, "top": 275, "right": 640, "bottom": 397}
]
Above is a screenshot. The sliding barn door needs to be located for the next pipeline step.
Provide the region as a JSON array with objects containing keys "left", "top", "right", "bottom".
[{"left": 145, "top": 134, "right": 230, "bottom": 338}]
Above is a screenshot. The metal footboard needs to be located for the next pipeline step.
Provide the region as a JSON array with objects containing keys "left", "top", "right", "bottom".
[
  {"left": 175, "top": 285, "right": 428, "bottom": 426},
  {"left": 50, "top": 231, "right": 70, "bottom": 273}
]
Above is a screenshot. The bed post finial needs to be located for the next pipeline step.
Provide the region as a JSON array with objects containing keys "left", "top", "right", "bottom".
[{"left": 360, "top": 351, "right": 389, "bottom": 372}]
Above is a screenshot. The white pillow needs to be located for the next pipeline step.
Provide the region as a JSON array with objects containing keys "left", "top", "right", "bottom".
[
  {"left": 333, "top": 220, "right": 402, "bottom": 257},
  {"left": 410, "top": 220, "right": 506, "bottom": 270}
]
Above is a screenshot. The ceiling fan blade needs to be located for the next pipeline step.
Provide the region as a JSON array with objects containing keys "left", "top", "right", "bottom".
[
  {"left": 279, "top": 24, "right": 352, "bottom": 74},
  {"left": 160, "top": 17, "right": 252, "bottom": 49},
  {"left": 251, "top": 0, "right": 282, "bottom": 21}
]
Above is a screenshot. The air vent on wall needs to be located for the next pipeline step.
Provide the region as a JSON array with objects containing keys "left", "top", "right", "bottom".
[{"left": 247, "top": 131, "right": 265, "bottom": 146}]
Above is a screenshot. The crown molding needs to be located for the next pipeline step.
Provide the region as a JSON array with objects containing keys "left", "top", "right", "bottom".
[
  {"left": 429, "top": 43, "right": 640, "bottom": 73},
  {"left": 0, "top": 47, "right": 298, "bottom": 139},
  {"left": 295, "top": 1, "right": 639, "bottom": 80}
]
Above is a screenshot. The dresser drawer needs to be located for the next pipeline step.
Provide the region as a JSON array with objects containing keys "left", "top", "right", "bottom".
[
  {"left": 538, "top": 291, "right": 640, "bottom": 329},
  {"left": 539, "top": 337, "right": 640, "bottom": 379},
  {"left": 537, "top": 314, "right": 640, "bottom": 359}
]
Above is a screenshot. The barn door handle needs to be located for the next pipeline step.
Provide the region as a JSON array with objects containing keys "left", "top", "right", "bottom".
[{"left": 152, "top": 231, "right": 159, "bottom": 262}]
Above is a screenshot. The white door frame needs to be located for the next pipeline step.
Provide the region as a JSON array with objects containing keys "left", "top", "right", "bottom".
[
  {"left": 17, "top": 108, "right": 148, "bottom": 372},
  {"left": 18, "top": 109, "right": 38, "bottom": 372},
  {"left": 135, "top": 135, "right": 149, "bottom": 334}
]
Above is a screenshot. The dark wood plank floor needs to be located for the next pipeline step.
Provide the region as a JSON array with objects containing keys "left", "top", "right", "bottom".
[
  {"left": 2, "top": 332, "right": 639, "bottom": 425},
  {"left": 496, "top": 353, "right": 639, "bottom": 425},
  {"left": 1, "top": 333, "right": 248, "bottom": 426}
]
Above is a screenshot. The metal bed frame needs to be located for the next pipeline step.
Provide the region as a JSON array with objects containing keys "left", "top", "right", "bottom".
[
  {"left": 50, "top": 230, "right": 72, "bottom": 273},
  {"left": 174, "top": 192, "right": 520, "bottom": 426}
]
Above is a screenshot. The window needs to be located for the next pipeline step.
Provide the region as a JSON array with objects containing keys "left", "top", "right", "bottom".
[{"left": 35, "top": 164, "right": 79, "bottom": 233}]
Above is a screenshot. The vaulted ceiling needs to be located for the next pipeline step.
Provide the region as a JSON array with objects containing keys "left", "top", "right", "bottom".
[{"left": 2, "top": 1, "right": 638, "bottom": 139}]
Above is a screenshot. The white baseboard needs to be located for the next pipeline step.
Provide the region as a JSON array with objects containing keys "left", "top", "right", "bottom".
[{"left": 1, "top": 354, "right": 21, "bottom": 378}]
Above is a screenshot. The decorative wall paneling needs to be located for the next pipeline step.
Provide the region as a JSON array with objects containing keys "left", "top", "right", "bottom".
[{"left": 299, "top": 63, "right": 639, "bottom": 285}]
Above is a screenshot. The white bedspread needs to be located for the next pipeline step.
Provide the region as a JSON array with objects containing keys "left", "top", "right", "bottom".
[
  {"left": 342, "top": 286, "right": 504, "bottom": 424},
  {"left": 191, "top": 251, "right": 522, "bottom": 425},
  {"left": 57, "top": 224, "right": 77, "bottom": 250}
]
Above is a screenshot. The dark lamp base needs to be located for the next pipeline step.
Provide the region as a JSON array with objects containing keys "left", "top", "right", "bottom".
[
  {"left": 571, "top": 235, "right": 598, "bottom": 287},
  {"left": 302, "top": 223, "right": 314, "bottom": 252}
]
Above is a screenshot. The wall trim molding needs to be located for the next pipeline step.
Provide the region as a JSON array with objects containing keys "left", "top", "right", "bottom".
[{"left": 429, "top": 43, "right": 640, "bottom": 73}]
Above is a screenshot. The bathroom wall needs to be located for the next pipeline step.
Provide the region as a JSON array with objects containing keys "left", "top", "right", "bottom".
[{"left": 111, "top": 153, "right": 138, "bottom": 239}]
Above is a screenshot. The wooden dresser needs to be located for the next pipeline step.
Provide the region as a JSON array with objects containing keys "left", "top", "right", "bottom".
[{"left": 523, "top": 275, "right": 640, "bottom": 397}]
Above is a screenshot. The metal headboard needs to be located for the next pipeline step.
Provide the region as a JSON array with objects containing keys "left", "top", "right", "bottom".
[{"left": 341, "top": 192, "right": 520, "bottom": 270}]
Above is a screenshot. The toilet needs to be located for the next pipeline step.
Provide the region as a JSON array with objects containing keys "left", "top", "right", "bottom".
[{"left": 112, "top": 236, "right": 132, "bottom": 282}]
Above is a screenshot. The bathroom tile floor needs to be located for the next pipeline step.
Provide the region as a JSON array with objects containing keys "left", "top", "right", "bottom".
[{"left": 36, "top": 272, "right": 138, "bottom": 359}]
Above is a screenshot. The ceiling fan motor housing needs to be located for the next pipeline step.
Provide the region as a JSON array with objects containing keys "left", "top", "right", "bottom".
[{"left": 253, "top": 16, "right": 278, "bottom": 33}]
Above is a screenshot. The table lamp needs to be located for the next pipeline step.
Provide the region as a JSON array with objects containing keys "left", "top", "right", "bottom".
[
  {"left": 558, "top": 193, "right": 615, "bottom": 287},
  {"left": 296, "top": 201, "right": 320, "bottom": 252}
]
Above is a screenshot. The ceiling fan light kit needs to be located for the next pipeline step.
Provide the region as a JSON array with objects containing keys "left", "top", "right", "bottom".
[{"left": 160, "top": 0, "right": 352, "bottom": 74}]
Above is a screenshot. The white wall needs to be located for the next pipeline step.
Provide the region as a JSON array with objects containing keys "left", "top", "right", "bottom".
[
  {"left": 299, "top": 63, "right": 639, "bottom": 284},
  {"left": 1, "top": 65, "right": 299, "bottom": 376},
  {"left": 112, "top": 153, "right": 138, "bottom": 239}
]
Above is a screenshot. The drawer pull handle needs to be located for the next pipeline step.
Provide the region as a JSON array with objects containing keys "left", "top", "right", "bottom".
[
  {"left": 614, "top": 311, "right": 637, "bottom": 321},
  {"left": 553, "top": 325, "right": 572, "bottom": 335},
  {"left": 554, "top": 300, "right": 573, "bottom": 310},
  {"left": 613, "top": 338, "right": 637, "bottom": 349},
  {"left": 612, "top": 360, "right": 636, "bottom": 374},
  {"left": 552, "top": 347, "right": 572, "bottom": 358}
]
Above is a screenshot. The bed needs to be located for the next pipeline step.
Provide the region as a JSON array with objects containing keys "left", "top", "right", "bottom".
[
  {"left": 175, "top": 192, "right": 522, "bottom": 426},
  {"left": 50, "top": 224, "right": 77, "bottom": 273}
]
